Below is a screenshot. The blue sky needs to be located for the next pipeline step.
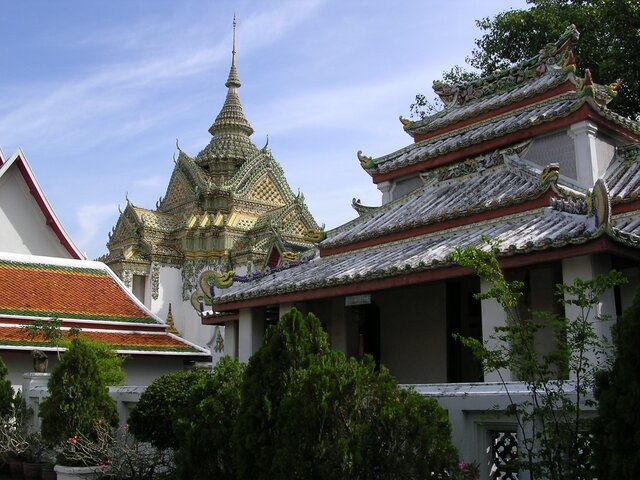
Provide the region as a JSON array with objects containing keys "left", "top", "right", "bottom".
[{"left": 1, "top": 0, "right": 528, "bottom": 259}]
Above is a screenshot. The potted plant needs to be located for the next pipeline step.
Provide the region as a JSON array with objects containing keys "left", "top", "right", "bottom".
[{"left": 38, "top": 339, "right": 121, "bottom": 480}]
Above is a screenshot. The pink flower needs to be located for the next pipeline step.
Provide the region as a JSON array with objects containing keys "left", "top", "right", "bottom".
[
  {"left": 66, "top": 435, "right": 78, "bottom": 445},
  {"left": 458, "top": 460, "right": 467, "bottom": 472}
]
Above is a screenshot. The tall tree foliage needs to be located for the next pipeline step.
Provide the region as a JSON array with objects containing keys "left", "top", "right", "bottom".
[
  {"left": 412, "top": 0, "right": 640, "bottom": 119},
  {"left": 233, "top": 308, "right": 460, "bottom": 480},
  {"left": 0, "top": 357, "right": 14, "bottom": 419},
  {"left": 39, "top": 338, "right": 119, "bottom": 444},
  {"left": 593, "top": 289, "right": 640, "bottom": 478},
  {"left": 233, "top": 309, "right": 330, "bottom": 480},
  {"left": 174, "top": 357, "right": 245, "bottom": 480}
]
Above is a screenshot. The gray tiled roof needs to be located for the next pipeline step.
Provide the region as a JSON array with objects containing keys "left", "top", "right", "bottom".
[
  {"left": 215, "top": 207, "right": 600, "bottom": 304},
  {"left": 325, "top": 148, "right": 548, "bottom": 249},
  {"left": 409, "top": 71, "right": 568, "bottom": 136},
  {"left": 607, "top": 144, "right": 640, "bottom": 204},
  {"left": 372, "top": 95, "right": 581, "bottom": 174}
]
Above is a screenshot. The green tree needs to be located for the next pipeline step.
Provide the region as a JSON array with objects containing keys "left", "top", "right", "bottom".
[
  {"left": 274, "top": 352, "right": 458, "bottom": 479},
  {"left": 593, "top": 288, "right": 640, "bottom": 478},
  {"left": 450, "top": 237, "right": 625, "bottom": 480},
  {"left": 412, "top": 1, "right": 640, "bottom": 119},
  {"left": 69, "top": 338, "right": 126, "bottom": 386},
  {"left": 174, "top": 357, "right": 245, "bottom": 480},
  {"left": 234, "top": 308, "right": 461, "bottom": 480},
  {"left": 39, "top": 338, "right": 119, "bottom": 444},
  {"left": 233, "top": 308, "right": 329, "bottom": 480},
  {"left": 128, "top": 368, "right": 206, "bottom": 451}
]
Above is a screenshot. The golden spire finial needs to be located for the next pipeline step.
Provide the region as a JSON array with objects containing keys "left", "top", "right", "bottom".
[{"left": 232, "top": 14, "right": 237, "bottom": 68}]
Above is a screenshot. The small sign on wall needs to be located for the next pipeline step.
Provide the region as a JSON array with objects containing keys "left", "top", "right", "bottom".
[{"left": 345, "top": 294, "right": 372, "bottom": 306}]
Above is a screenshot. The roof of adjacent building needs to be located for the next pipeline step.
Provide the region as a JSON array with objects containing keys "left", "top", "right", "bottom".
[
  {"left": 0, "top": 252, "right": 209, "bottom": 356},
  {"left": 211, "top": 142, "right": 640, "bottom": 307},
  {"left": 0, "top": 149, "right": 84, "bottom": 259}
]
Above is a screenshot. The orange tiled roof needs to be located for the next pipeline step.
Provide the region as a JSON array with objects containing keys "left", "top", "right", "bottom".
[
  {"left": 0, "top": 326, "right": 202, "bottom": 354},
  {"left": 0, "top": 259, "right": 154, "bottom": 323}
]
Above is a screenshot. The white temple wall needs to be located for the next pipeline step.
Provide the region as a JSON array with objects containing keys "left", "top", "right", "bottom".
[
  {"left": 376, "top": 283, "right": 447, "bottom": 384},
  {"left": 0, "top": 168, "right": 71, "bottom": 258},
  {"left": 619, "top": 265, "right": 640, "bottom": 311},
  {"left": 121, "top": 355, "right": 189, "bottom": 386}
]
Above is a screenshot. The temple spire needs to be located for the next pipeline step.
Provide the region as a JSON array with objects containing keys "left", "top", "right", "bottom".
[
  {"left": 198, "top": 15, "right": 258, "bottom": 167},
  {"left": 225, "top": 14, "right": 241, "bottom": 89}
]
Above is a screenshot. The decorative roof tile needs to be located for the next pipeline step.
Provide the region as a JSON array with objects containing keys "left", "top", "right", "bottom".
[
  {"left": 325, "top": 146, "right": 560, "bottom": 248},
  {"left": 0, "top": 326, "right": 206, "bottom": 355},
  {"left": 606, "top": 143, "right": 640, "bottom": 204},
  {"left": 0, "top": 255, "right": 155, "bottom": 324},
  {"left": 215, "top": 207, "right": 603, "bottom": 304},
  {"left": 404, "top": 25, "right": 580, "bottom": 137},
  {"left": 370, "top": 95, "right": 583, "bottom": 175}
]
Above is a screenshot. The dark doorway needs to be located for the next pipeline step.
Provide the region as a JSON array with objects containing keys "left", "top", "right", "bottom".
[
  {"left": 349, "top": 303, "right": 381, "bottom": 367},
  {"left": 446, "top": 279, "right": 483, "bottom": 382}
]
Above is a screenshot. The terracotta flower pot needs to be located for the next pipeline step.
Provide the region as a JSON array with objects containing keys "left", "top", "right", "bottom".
[
  {"left": 23, "top": 462, "right": 44, "bottom": 480},
  {"left": 9, "top": 459, "right": 24, "bottom": 479},
  {"left": 41, "top": 464, "right": 56, "bottom": 480}
]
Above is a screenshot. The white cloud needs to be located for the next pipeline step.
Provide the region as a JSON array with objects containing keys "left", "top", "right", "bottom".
[{"left": 74, "top": 203, "right": 119, "bottom": 255}]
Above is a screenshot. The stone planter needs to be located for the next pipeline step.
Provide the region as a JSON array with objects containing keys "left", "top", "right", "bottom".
[{"left": 53, "top": 465, "right": 101, "bottom": 480}]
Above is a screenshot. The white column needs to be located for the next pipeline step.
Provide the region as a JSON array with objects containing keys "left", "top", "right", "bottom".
[
  {"left": 480, "top": 279, "right": 513, "bottom": 382},
  {"left": 569, "top": 120, "right": 599, "bottom": 189},
  {"left": 329, "top": 297, "right": 348, "bottom": 354},
  {"left": 279, "top": 303, "right": 293, "bottom": 319},
  {"left": 238, "top": 308, "right": 265, "bottom": 363},
  {"left": 224, "top": 321, "right": 238, "bottom": 360},
  {"left": 562, "top": 255, "right": 616, "bottom": 372},
  {"left": 377, "top": 181, "right": 395, "bottom": 205}
]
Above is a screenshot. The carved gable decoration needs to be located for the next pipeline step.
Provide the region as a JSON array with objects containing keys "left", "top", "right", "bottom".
[
  {"left": 246, "top": 174, "right": 286, "bottom": 206},
  {"left": 109, "top": 212, "right": 139, "bottom": 244},
  {"left": 161, "top": 169, "right": 195, "bottom": 211}
]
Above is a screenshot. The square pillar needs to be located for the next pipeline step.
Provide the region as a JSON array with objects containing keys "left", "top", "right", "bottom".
[
  {"left": 224, "top": 321, "right": 239, "bottom": 360},
  {"left": 238, "top": 308, "right": 265, "bottom": 363},
  {"left": 480, "top": 279, "right": 513, "bottom": 382},
  {"left": 562, "top": 255, "right": 616, "bottom": 372},
  {"left": 279, "top": 303, "right": 293, "bottom": 319},
  {"left": 329, "top": 297, "right": 348, "bottom": 354}
]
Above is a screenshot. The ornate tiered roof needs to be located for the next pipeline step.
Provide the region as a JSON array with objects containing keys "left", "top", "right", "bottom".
[
  {"left": 103, "top": 22, "right": 319, "bottom": 285},
  {"left": 0, "top": 252, "right": 209, "bottom": 356},
  {"left": 209, "top": 26, "right": 640, "bottom": 309},
  {"left": 213, "top": 145, "right": 640, "bottom": 306}
]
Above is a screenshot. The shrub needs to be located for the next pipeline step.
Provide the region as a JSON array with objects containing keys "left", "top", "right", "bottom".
[
  {"left": 233, "top": 308, "right": 330, "bottom": 479},
  {"left": 0, "top": 357, "right": 14, "bottom": 418},
  {"left": 233, "top": 308, "right": 459, "bottom": 480},
  {"left": 39, "top": 338, "right": 119, "bottom": 444},
  {"left": 174, "top": 357, "right": 245, "bottom": 480},
  {"left": 128, "top": 368, "right": 206, "bottom": 451},
  {"left": 274, "top": 351, "right": 458, "bottom": 479}
]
